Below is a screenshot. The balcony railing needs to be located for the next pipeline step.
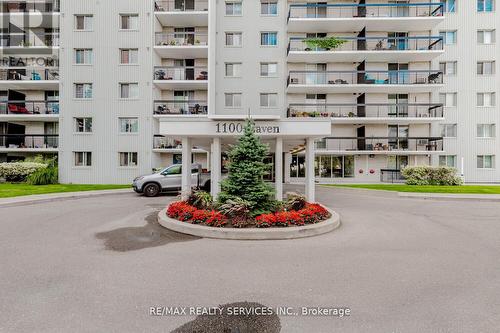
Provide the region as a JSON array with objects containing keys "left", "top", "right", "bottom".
[
  {"left": 288, "top": 36, "right": 442, "bottom": 53},
  {"left": 288, "top": 103, "right": 443, "bottom": 118},
  {"left": 154, "top": 66, "right": 207, "bottom": 81},
  {"left": 380, "top": 169, "right": 405, "bottom": 183},
  {"left": 0, "top": 67, "right": 59, "bottom": 81},
  {"left": 155, "top": 0, "right": 208, "bottom": 12},
  {"left": 0, "top": 33, "right": 59, "bottom": 47},
  {"left": 155, "top": 32, "right": 208, "bottom": 46},
  {"left": 320, "top": 137, "right": 444, "bottom": 152},
  {"left": 288, "top": 3, "right": 444, "bottom": 19},
  {"left": 1, "top": 1, "right": 60, "bottom": 13},
  {"left": 0, "top": 100, "right": 59, "bottom": 115},
  {"left": 287, "top": 70, "right": 443, "bottom": 86},
  {"left": 154, "top": 100, "right": 207, "bottom": 115},
  {"left": 0, "top": 134, "right": 59, "bottom": 149}
]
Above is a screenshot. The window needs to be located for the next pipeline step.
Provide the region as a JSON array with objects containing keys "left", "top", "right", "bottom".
[
  {"left": 261, "top": 32, "right": 277, "bottom": 46},
  {"left": 441, "top": 0, "right": 456, "bottom": 12},
  {"left": 119, "top": 152, "right": 138, "bottom": 167},
  {"left": 75, "top": 49, "right": 93, "bottom": 65},
  {"left": 441, "top": 124, "right": 457, "bottom": 138},
  {"left": 477, "top": 61, "right": 495, "bottom": 74},
  {"left": 477, "top": 30, "right": 496, "bottom": 44},
  {"left": 119, "top": 118, "right": 139, "bottom": 133},
  {"left": 439, "top": 93, "right": 457, "bottom": 107},
  {"left": 75, "top": 15, "right": 93, "bottom": 30},
  {"left": 439, "top": 155, "right": 457, "bottom": 167},
  {"left": 225, "top": 93, "right": 242, "bottom": 107},
  {"left": 477, "top": 124, "right": 496, "bottom": 137},
  {"left": 74, "top": 118, "right": 92, "bottom": 133},
  {"left": 120, "top": 83, "right": 139, "bottom": 99},
  {"left": 74, "top": 152, "right": 92, "bottom": 167},
  {"left": 439, "top": 31, "right": 457, "bottom": 44},
  {"left": 477, "top": 0, "right": 494, "bottom": 12},
  {"left": 477, "top": 155, "right": 495, "bottom": 168},
  {"left": 260, "top": 93, "right": 278, "bottom": 107},
  {"left": 74, "top": 84, "right": 92, "bottom": 99},
  {"left": 225, "top": 32, "right": 242, "bottom": 46},
  {"left": 260, "top": 62, "right": 278, "bottom": 77},
  {"left": 477, "top": 93, "right": 496, "bottom": 106},
  {"left": 439, "top": 61, "right": 457, "bottom": 75},
  {"left": 261, "top": 2, "right": 278, "bottom": 15},
  {"left": 120, "top": 49, "right": 138, "bottom": 64},
  {"left": 225, "top": 1, "right": 242, "bottom": 15},
  {"left": 120, "top": 14, "right": 139, "bottom": 30},
  {"left": 225, "top": 63, "right": 242, "bottom": 77}
]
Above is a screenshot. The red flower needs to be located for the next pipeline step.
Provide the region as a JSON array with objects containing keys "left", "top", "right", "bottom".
[
  {"left": 205, "top": 211, "right": 227, "bottom": 227},
  {"left": 191, "top": 209, "right": 211, "bottom": 224},
  {"left": 255, "top": 213, "right": 277, "bottom": 228}
]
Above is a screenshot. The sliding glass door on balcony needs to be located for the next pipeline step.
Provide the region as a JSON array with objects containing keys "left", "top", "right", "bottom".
[
  {"left": 388, "top": 94, "right": 409, "bottom": 117},
  {"left": 306, "top": 64, "right": 326, "bottom": 84},
  {"left": 388, "top": 1, "right": 410, "bottom": 17},
  {"left": 306, "top": 2, "right": 327, "bottom": 18},
  {"left": 388, "top": 63, "right": 409, "bottom": 84}
]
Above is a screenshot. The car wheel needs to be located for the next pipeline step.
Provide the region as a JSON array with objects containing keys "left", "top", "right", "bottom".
[{"left": 144, "top": 183, "right": 160, "bottom": 197}]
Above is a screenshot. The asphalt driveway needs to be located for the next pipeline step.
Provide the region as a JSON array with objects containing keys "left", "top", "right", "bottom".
[{"left": 1, "top": 186, "right": 499, "bottom": 332}]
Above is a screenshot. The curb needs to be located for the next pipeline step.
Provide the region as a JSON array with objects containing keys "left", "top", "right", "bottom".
[
  {"left": 397, "top": 192, "right": 500, "bottom": 202},
  {"left": 157, "top": 207, "right": 341, "bottom": 240},
  {"left": 0, "top": 188, "right": 134, "bottom": 207}
]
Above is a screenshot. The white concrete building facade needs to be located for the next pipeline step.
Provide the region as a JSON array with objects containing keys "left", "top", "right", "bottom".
[{"left": 2, "top": 0, "right": 498, "bottom": 193}]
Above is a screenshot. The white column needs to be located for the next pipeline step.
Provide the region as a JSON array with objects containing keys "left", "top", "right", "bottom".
[
  {"left": 206, "top": 151, "right": 210, "bottom": 171},
  {"left": 211, "top": 137, "right": 221, "bottom": 197},
  {"left": 305, "top": 138, "right": 315, "bottom": 202},
  {"left": 181, "top": 137, "right": 192, "bottom": 200},
  {"left": 275, "top": 138, "right": 283, "bottom": 201},
  {"left": 284, "top": 152, "right": 292, "bottom": 183}
]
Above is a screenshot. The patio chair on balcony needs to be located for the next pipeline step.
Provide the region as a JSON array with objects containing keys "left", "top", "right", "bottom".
[{"left": 427, "top": 73, "right": 440, "bottom": 84}]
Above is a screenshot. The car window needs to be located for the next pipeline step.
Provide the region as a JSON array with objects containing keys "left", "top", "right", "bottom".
[
  {"left": 166, "top": 165, "right": 181, "bottom": 175},
  {"left": 191, "top": 168, "right": 199, "bottom": 174}
]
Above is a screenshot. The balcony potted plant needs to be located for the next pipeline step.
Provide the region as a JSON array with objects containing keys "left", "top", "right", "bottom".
[{"left": 305, "top": 37, "right": 347, "bottom": 51}]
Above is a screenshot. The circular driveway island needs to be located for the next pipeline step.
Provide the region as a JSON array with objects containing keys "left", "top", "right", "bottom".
[{"left": 1, "top": 186, "right": 499, "bottom": 332}]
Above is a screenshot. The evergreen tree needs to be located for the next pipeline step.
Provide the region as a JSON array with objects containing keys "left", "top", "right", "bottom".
[{"left": 218, "top": 119, "right": 275, "bottom": 212}]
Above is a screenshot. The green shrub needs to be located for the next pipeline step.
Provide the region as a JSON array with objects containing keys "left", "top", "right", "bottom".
[
  {"left": 0, "top": 162, "right": 47, "bottom": 182},
  {"left": 186, "top": 190, "right": 213, "bottom": 210},
  {"left": 305, "top": 37, "right": 347, "bottom": 50},
  {"left": 401, "top": 166, "right": 462, "bottom": 186},
  {"left": 26, "top": 166, "right": 58, "bottom": 185}
]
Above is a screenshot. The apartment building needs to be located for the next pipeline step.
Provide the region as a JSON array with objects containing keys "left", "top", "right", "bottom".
[{"left": 2, "top": 1, "right": 498, "bottom": 193}]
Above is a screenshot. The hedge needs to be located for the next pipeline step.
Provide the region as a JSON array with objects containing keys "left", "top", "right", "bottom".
[
  {"left": 401, "top": 166, "right": 463, "bottom": 186},
  {"left": 0, "top": 162, "right": 48, "bottom": 182}
]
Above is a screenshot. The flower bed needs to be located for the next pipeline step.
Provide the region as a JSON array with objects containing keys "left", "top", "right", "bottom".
[{"left": 166, "top": 201, "right": 331, "bottom": 229}]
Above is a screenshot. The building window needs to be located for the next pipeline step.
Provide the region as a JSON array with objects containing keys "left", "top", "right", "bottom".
[
  {"left": 75, "top": 84, "right": 93, "bottom": 99},
  {"left": 120, "top": 83, "right": 139, "bottom": 99},
  {"left": 261, "top": 32, "right": 277, "bottom": 46},
  {"left": 441, "top": 0, "right": 456, "bottom": 12},
  {"left": 75, "top": 15, "right": 93, "bottom": 30},
  {"left": 477, "top": 0, "right": 494, "bottom": 12},
  {"left": 260, "top": 93, "right": 278, "bottom": 107},
  {"left": 75, "top": 49, "right": 93, "bottom": 65},
  {"left": 477, "top": 155, "right": 495, "bottom": 168},
  {"left": 74, "top": 118, "right": 92, "bottom": 133},
  {"left": 477, "top": 124, "right": 496, "bottom": 137},
  {"left": 261, "top": 1, "right": 278, "bottom": 15},
  {"left": 439, "top": 93, "right": 457, "bottom": 107},
  {"left": 225, "top": 93, "right": 242, "bottom": 107},
  {"left": 225, "top": 32, "right": 242, "bottom": 46},
  {"left": 119, "top": 118, "right": 139, "bottom": 133},
  {"left": 225, "top": 63, "right": 242, "bottom": 77},
  {"left": 260, "top": 62, "right": 278, "bottom": 77},
  {"left": 439, "top": 155, "right": 457, "bottom": 167},
  {"left": 477, "top": 30, "right": 496, "bottom": 44},
  {"left": 441, "top": 124, "right": 457, "bottom": 138},
  {"left": 119, "top": 152, "right": 138, "bottom": 167},
  {"left": 439, "top": 61, "right": 457, "bottom": 75},
  {"left": 439, "top": 31, "right": 457, "bottom": 45},
  {"left": 74, "top": 152, "right": 92, "bottom": 166},
  {"left": 225, "top": 1, "right": 242, "bottom": 15},
  {"left": 120, "top": 14, "right": 139, "bottom": 30},
  {"left": 477, "top": 93, "right": 496, "bottom": 106},
  {"left": 120, "top": 49, "right": 138, "bottom": 64},
  {"left": 477, "top": 61, "right": 495, "bottom": 74}
]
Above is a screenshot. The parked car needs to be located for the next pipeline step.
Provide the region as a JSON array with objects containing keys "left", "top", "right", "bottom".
[{"left": 133, "top": 163, "right": 211, "bottom": 197}]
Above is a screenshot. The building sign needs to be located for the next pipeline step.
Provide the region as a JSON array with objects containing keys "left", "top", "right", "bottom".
[{"left": 216, "top": 122, "right": 280, "bottom": 134}]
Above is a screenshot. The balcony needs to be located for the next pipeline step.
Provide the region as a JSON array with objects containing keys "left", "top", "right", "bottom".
[
  {"left": 0, "top": 134, "right": 58, "bottom": 152},
  {"left": 153, "top": 100, "right": 207, "bottom": 116},
  {"left": 0, "top": 33, "right": 59, "bottom": 48},
  {"left": 288, "top": 3, "right": 444, "bottom": 32},
  {"left": 318, "top": 137, "right": 443, "bottom": 155},
  {"left": 288, "top": 103, "right": 444, "bottom": 123},
  {"left": 287, "top": 70, "right": 443, "bottom": 94},
  {"left": 287, "top": 36, "right": 443, "bottom": 62},
  {"left": 0, "top": 100, "right": 59, "bottom": 121},
  {"left": 1, "top": 1, "right": 60, "bottom": 13},
  {"left": 154, "top": 1, "right": 208, "bottom": 26},
  {"left": 153, "top": 66, "right": 208, "bottom": 90},
  {"left": 0, "top": 67, "right": 59, "bottom": 89},
  {"left": 153, "top": 135, "right": 206, "bottom": 152},
  {"left": 154, "top": 32, "right": 208, "bottom": 58}
]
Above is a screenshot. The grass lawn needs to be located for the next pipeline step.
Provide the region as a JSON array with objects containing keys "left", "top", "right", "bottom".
[
  {"left": 323, "top": 184, "right": 500, "bottom": 194},
  {"left": 0, "top": 183, "right": 130, "bottom": 199}
]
